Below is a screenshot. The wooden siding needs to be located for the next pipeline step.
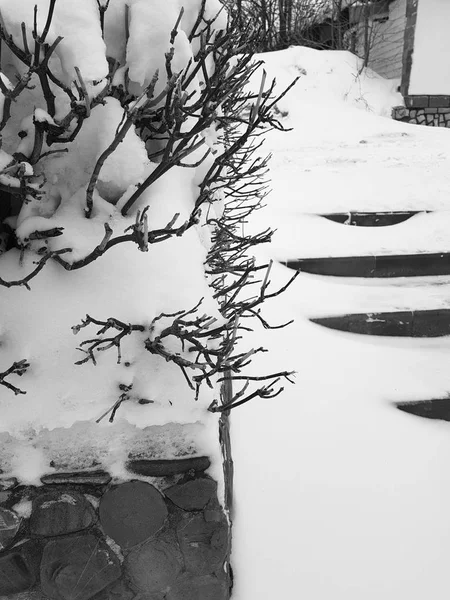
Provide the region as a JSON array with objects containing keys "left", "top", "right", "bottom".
[{"left": 354, "top": 0, "right": 407, "bottom": 80}]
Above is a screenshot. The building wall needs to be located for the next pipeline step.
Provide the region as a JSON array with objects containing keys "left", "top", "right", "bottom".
[
  {"left": 353, "top": 0, "right": 407, "bottom": 80},
  {"left": 368, "top": 0, "right": 407, "bottom": 79},
  {"left": 409, "top": 0, "right": 450, "bottom": 94}
]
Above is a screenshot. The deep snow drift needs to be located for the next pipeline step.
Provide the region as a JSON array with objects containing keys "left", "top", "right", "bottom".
[{"left": 231, "top": 47, "right": 450, "bottom": 600}]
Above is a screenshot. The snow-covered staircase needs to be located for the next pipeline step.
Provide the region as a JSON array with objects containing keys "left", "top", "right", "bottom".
[{"left": 283, "top": 210, "right": 450, "bottom": 421}]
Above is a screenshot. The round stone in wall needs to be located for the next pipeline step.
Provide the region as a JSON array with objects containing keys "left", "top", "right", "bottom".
[
  {"left": 30, "top": 491, "right": 94, "bottom": 536},
  {"left": 99, "top": 481, "right": 168, "bottom": 548},
  {"left": 164, "top": 477, "right": 217, "bottom": 511},
  {"left": 40, "top": 533, "right": 121, "bottom": 600},
  {"left": 0, "top": 507, "right": 20, "bottom": 549},
  {"left": 124, "top": 537, "right": 182, "bottom": 594}
]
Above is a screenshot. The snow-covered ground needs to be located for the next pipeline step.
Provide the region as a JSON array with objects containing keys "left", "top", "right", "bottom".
[{"left": 231, "top": 47, "right": 450, "bottom": 600}]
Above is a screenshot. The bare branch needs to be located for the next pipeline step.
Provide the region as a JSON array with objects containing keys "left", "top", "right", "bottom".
[
  {"left": 39, "top": 0, "right": 57, "bottom": 45},
  {"left": 0, "top": 359, "right": 30, "bottom": 395},
  {"left": 0, "top": 248, "right": 71, "bottom": 290},
  {"left": 73, "top": 315, "right": 145, "bottom": 365},
  {"left": 97, "top": 0, "right": 111, "bottom": 37}
]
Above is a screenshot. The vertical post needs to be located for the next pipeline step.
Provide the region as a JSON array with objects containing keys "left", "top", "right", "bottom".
[
  {"left": 401, "top": 0, "right": 419, "bottom": 97},
  {"left": 363, "top": 0, "right": 371, "bottom": 67},
  {"left": 220, "top": 370, "right": 234, "bottom": 514}
]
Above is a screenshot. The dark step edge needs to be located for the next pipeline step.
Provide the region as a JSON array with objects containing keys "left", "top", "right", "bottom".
[
  {"left": 321, "top": 211, "right": 425, "bottom": 227},
  {"left": 283, "top": 252, "right": 450, "bottom": 278},
  {"left": 396, "top": 398, "right": 450, "bottom": 421},
  {"left": 310, "top": 308, "right": 450, "bottom": 338}
]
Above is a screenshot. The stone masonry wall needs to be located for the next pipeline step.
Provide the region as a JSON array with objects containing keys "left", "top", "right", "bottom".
[
  {"left": 0, "top": 457, "right": 232, "bottom": 600},
  {"left": 392, "top": 105, "right": 450, "bottom": 127}
]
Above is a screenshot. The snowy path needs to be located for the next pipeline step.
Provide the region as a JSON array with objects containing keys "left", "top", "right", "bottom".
[
  {"left": 232, "top": 255, "right": 450, "bottom": 600},
  {"left": 231, "top": 48, "right": 450, "bottom": 600},
  {"left": 232, "top": 281, "right": 450, "bottom": 600},
  {"left": 232, "top": 270, "right": 450, "bottom": 600}
]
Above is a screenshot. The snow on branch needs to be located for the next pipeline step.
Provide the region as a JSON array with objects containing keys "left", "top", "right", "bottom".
[
  {"left": 72, "top": 261, "right": 297, "bottom": 419},
  {"left": 68, "top": 18, "right": 299, "bottom": 415},
  {"left": 120, "top": 19, "right": 296, "bottom": 217},
  {"left": 0, "top": 2, "right": 298, "bottom": 412},
  {"left": 0, "top": 2, "right": 296, "bottom": 287},
  {"left": 85, "top": 69, "right": 180, "bottom": 218},
  {"left": 0, "top": 0, "right": 62, "bottom": 121}
]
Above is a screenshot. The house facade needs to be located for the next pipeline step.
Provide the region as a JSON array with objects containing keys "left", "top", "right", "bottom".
[{"left": 397, "top": 0, "right": 450, "bottom": 125}]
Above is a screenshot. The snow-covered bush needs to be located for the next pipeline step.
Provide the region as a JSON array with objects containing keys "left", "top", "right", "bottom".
[{"left": 0, "top": 0, "right": 295, "bottom": 479}]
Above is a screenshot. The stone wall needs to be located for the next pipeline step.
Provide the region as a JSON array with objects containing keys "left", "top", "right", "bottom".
[
  {"left": 393, "top": 106, "right": 450, "bottom": 127},
  {"left": 0, "top": 458, "right": 232, "bottom": 600},
  {"left": 393, "top": 95, "right": 450, "bottom": 127}
]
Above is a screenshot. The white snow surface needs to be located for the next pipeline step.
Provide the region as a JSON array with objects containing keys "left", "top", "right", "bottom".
[
  {"left": 0, "top": 0, "right": 109, "bottom": 85},
  {"left": 0, "top": 0, "right": 227, "bottom": 487},
  {"left": 231, "top": 48, "right": 450, "bottom": 599},
  {"left": 104, "top": 0, "right": 226, "bottom": 94}
]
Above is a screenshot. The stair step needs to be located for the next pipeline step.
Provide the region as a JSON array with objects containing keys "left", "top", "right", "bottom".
[
  {"left": 396, "top": 399, "right": 450, "bottom": 421},
  {"left": 321, "top": 211, "right": 425, "bottom": 227},
  {"left": 284, "top": 253, "right": 450, "bottom": 278},
  {"left": 310, "top": 308, "right": 450, "bottom": 337}
]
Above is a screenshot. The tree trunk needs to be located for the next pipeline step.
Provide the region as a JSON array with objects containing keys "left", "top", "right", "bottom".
[{"left": 278, "top": 0, "right": 287, "bottom": 47}]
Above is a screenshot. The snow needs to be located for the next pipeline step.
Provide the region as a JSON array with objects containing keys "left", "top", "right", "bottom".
[
  {"left": 245, "top": 47, "right": 450, "bottom": 260},
  {"left": 0, "top": 72, "right": 13, "bottom": 122},
  {"left": 1, "top": 0, "right": 448, "bottom": 594},
  {"left": 0, "top": 0, "right": 228, "bottom": 490},
  {"left": 40, "top": 97, "right": 151, "bottom": 207},
  {"left": 231, "top": 47, "right": 450, "bottom": 599},
  {"left": 104, "top": 0, "right": 227, "bottom": 94},
  {"left": 0, "top": 208, "right": 222, "bottom": 477},
  {"left": 12, "top": 498, "right": 32, "bottom": 519},
  {"left": 125, "top": 3, "right": 193, "bottom": 91},
  {"left": 0, "top": 0, "right": 109, "bottom": 86}
]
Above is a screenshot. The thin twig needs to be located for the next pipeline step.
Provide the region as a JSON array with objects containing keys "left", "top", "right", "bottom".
[{"left": 0, "top": 359, "right": 30, "bottom": 395}]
